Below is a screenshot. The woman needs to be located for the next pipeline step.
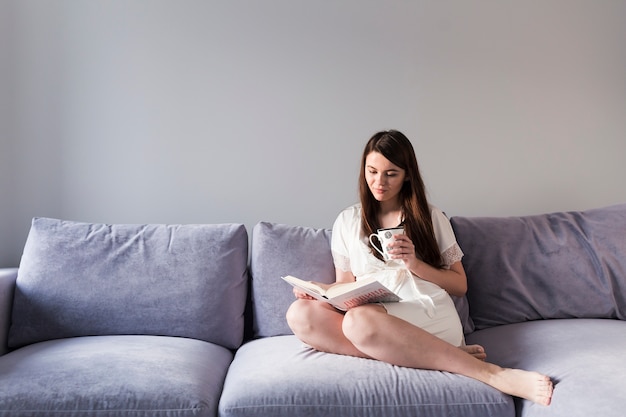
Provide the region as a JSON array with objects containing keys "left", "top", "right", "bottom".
[{"left": 286, "top": 130, "right": 553, "bottom": 406}]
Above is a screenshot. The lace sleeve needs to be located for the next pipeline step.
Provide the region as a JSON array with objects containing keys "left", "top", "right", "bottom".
[
  {"left": 332, "top": 250, "right": 352, "bottom": 273},
  {"left": 441, "top": 242, "right": 464, "bottom": 269}
]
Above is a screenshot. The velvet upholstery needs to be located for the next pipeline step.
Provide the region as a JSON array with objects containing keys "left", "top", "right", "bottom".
[
  {"left": 2, "top": 204, "right": 625, "bottom": 417},
  {"left": 249, "top": 222, "right": 335, "bottom": 338},
  {"left": 451, "top": 203, "right": 626, "bottom": 330},
  {"left": 0, "top": 335, "right": 233, "bottom": 417},
  {"left": 466, "top": 319, "right": 626, "bottom": 417},
  {"left": 9, "top": 218, "right": 248, "bottom": 350},
  {"left": 219, "top": 335, "right": 513, "bottom": 417}
]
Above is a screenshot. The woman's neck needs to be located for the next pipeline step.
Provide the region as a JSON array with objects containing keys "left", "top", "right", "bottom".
[{"left": 378, "top": 202, "right": 403, "bottom": 229}]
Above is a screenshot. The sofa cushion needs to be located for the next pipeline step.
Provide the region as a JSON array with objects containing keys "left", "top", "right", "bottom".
[
  {"left": 451, "top": 203, "right": 626, "bottom": 330},
  {"left": 250, "top": 222, "right": 336, "bottom": 338},
  {"left": 0, "top": 335, "right": 232, "bottom": 416},
  {"left": 466, "top": 319, "right": 626, "bottom": 417},
  {"left": 219, "top": 335, "right": 514, "bottom": 417},
  {"left": 250, "top": 222, "right": 475, "bottom": 339},
  {"left": 9, "top": 218, "right": 248, "bottom": 349}
]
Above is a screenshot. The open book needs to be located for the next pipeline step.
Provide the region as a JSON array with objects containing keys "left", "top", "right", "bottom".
[{"left": 282, "top": 275, "right": 401, "bottom": 311}]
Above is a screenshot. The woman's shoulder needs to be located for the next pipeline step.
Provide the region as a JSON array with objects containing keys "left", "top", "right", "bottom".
[
  {"left": 341, "top": 203, "right": 361, "bottom": 215},
  {"left": 427, "top": 204, "right": 459, "bottom": 252},
  {"left": 333, "top": 203, "right": 361, "bottom": 229},
  {"left": 428, "top": 204, "right": 448, "bottom": 220},
  {"left": 428, "top": 204, "right": 455, "bottom": 233}
]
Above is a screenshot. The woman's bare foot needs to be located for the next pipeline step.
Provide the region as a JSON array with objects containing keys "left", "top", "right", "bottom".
[
  {"left": 460, "top": 344, "right": 487, "bottom": 361},
  {"left": 490, "top": 368, "right": 553, "bottom": 406}
]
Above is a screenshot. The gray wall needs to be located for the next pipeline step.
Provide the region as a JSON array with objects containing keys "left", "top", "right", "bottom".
[
  {"left": 1, "top": 0, "right": 15, "bottom": 267},
  {"left": 2, "top": 0, "right": 626, "bottom": 267}
]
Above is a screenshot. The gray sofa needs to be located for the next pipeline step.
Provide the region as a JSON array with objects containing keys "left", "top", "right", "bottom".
[{"left": 1, "top": 203, "right": 625, "bottom": 417}]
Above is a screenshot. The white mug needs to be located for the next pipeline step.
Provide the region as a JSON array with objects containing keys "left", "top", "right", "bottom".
[{"left": 368, "top": 227, "right": 405, "bottom": 261}]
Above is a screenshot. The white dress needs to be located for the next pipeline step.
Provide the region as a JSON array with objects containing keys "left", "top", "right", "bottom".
[{"left": 331, "top": 204, "right": 465, "bottom": 346}]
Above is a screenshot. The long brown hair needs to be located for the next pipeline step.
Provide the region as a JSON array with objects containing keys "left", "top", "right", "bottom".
[{"left": 359, "top": 130, "right": 444, "bottom": 268}]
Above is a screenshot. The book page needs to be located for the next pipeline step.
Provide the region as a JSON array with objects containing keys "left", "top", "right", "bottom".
[
  {"left": 282, "top": 275, "right": 400, "bottom": 311},
  {"left": 325, "top": 277, "right": 376, "bottom": 297},
  {"left": 281, "top": 275, "right": 326, "bottom": 296}
]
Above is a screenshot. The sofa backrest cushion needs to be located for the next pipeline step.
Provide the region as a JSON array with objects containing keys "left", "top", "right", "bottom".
[
  {"left": 249, "top": 221, "right": 474, "bottom": 338},
  {"left": 451, "top": 203, "right": 626, "bottom": 330},
  {"left": 250, "top": 222, "right": 335, "bottom": 338},
  {"left": 9, "top": 218, "right": 249, "bottom": 350}
]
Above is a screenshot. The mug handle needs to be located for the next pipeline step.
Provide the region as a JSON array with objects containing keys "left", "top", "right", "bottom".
[{"left": 368, "top": 234, "right": 386, "bottom": 257}]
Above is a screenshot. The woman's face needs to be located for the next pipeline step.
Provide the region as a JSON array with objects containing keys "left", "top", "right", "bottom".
[{"left": 365, "top": 151, "right": 406, "bottom": 205}]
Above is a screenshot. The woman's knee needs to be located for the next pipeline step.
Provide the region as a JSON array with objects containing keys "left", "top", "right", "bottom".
[
  {"left": 286, "top": 299, "right": 325, "bottom": 335},
  {"left": 286, "top": 299, "right": 309, "bottom": 332},
  {"left": 342, "top": 305, "right": 385, "bottom": 345}
]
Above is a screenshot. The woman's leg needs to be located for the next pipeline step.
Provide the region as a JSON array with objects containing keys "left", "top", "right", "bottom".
[
  {"left": 286, "top": 299, "right": 370, "bottom": 358},
  {"left": 288, "top": 300, "right": 486, "bottom": 361},
  {"left": 342, "top": 304, "right": 553, "bottom": 406}
]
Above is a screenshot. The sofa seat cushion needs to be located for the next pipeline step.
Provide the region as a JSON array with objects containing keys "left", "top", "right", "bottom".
[
  {"left": 219, "top": 335, "right": 514, "bottom": 417},
  {"left": 0, "top": 335, "right": 233, "bottom": 417},
  {"left": 466, "top": 318, "right": 626, "bottom": 417}
]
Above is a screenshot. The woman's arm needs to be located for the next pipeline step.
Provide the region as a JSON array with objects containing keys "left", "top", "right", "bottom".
[
  {"left": 388, "top": 234, "right": 468, "bottom": 297},
  {"left": 335, "top": 268, "right": 357, "bottom": 284},
  {"left": 407, "top": 259, "right": 467, "bottom": 297}
]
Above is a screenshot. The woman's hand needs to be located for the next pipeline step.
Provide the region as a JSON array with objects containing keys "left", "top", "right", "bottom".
[
  {"left": 293, "top": 281, "right": 332, "bottom": 300},
  {"left": 388, "top": 234, "right": 468, "bottom": 297},
  {"left": 293, "top": 287, "right": 316, "bottom": 300},
  {"left": 293, "top": 270, "right": 357, "bottom": 300},
  {"left": 388, "top": 234, "right": 418, "bottom": 267}
]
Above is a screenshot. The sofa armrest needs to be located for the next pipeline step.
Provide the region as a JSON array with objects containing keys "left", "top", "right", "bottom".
[{"left": 0, "top": 268, "right": 18, "bottom": 355}]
